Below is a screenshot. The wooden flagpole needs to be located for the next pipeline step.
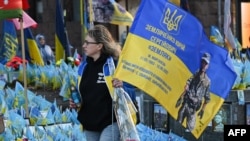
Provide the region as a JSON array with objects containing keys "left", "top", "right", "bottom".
[{"left": 20, "top": 17, "right": 29, "bottom": 118}]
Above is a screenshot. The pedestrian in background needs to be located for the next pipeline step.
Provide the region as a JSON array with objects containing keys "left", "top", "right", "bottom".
[{"left": 35, "top": 34, "right": 55, "bottom": 65}]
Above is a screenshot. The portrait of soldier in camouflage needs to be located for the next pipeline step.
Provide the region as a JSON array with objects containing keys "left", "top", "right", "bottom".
[{"left": 175, "top": 53, "right": 211, "bottom": 132}]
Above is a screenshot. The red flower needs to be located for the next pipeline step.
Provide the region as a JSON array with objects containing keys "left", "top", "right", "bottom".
[{"left": 6, "top": 56, "right": 27, "bottom": 70}]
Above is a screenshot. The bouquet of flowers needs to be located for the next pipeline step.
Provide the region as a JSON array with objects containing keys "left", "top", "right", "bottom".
[{"left": 113, "top": 88, "right": 140, "bottom": 141}]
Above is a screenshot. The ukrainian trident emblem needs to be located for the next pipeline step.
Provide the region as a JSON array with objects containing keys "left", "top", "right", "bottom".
[{"left": 163, "top": 8, "right": 182, "bottom": 32}]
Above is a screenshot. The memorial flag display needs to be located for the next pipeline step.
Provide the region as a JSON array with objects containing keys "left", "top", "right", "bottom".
[{"left": 114, "top": 0, "right": 237, "bottom": 138}]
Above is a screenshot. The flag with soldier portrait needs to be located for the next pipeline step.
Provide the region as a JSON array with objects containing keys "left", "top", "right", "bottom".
[{"left": 114, "top": 0, "right": 236, "bottom": 139}]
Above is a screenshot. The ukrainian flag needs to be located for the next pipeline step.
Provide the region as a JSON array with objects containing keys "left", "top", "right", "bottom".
[
  {"left": 114, "top": 0, "right": 236, "bottom": 139},
  {"left": 0, "top": 20, "right": 18, "bottom": 64},
  {"left": 109, "top": 0, "right": 133, "bottom": 26},
  {"left": 55, "top": 0, "right": 71, "bottom": 62},
  {"left": 24, "top": 28, "right": 44, "bottom": 66}
]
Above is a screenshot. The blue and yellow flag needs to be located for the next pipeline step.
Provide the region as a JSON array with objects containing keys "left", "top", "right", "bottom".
[
  {"left": 114, "top": 0, "right": 236, "bottom": 139},
  {"left": 24, "top": 28, "right": 44, "bottom": 66},
  {"left": 0, "top": 20, "right": 18, "bottom": 64},
  {"left": 92, "top": 0, "right": 133, "bottom": 26},
  {"left": 55, "top": 0, "right": 71, "bottom": 62},
  {"left": 109, "top": 0, "right": 133, "bottom": 26}
]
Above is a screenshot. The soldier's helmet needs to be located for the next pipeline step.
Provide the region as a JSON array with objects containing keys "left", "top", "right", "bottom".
[{"left": 202, "top": 53, "right": 210, "bottom": 64}]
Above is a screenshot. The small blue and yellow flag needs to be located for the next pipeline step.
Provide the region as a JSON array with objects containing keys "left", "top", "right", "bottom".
[{"left": 24, "top": 28, "right": 44, "bottom": 66}]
